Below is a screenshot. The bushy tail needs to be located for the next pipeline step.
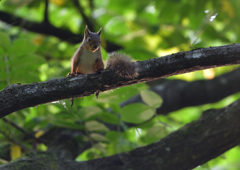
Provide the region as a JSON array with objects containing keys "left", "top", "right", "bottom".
[{"left": 106, "top": 52, "right": 138, "bottom": 78}]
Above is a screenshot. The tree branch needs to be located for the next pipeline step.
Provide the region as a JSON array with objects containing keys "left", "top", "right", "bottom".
[
  {"left": 1, "top": 98, "right": 240, "bottom": 170},
  {"left": 0, "top": 10, "right": 121, "bottom": 52},
  {"left": 89, "top": 0, "right": 94, "bottom": 11},
  {"left": 71, "top": 0, "right": 94, "bottom": 30},
  {"left": 1, "top": 43, "right": 240, "bottom": 118},
  {"left": 44, "top": 0, "right": 49, "bottom": 24},
  {"left": 2, "top": 118, "right": 47, "bottom": 144}
]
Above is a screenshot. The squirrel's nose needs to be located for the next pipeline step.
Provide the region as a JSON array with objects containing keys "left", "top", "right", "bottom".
[{"left": 93, "top": 45, "right": 98, "bottom": 49}]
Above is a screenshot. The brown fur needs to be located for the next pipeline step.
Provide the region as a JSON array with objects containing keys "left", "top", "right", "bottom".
[
  {"left": 106, "top": 52, "right": 138, "bottom": 78},
  {"left": 68, "top": 25, "right": 103, "bottom": 76},
  {"left": 67, "top": 26, "right": 137, "bottom": 79}
]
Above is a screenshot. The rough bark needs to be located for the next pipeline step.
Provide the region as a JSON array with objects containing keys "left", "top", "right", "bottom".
[
  {"left": 1, "top": 99, "right": 240, "bottom": 170},
  {"left": 1, "top": 43, "right": 240, "bottom": 118}
]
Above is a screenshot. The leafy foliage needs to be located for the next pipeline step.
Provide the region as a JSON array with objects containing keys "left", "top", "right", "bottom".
[{"left": 0, "top": 0, "right": 240, "bottom": 169}]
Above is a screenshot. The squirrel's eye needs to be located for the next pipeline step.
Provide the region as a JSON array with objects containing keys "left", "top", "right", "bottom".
[
  {"left": 87, "top": 38, "right": 91, "bottom": 42},
  {"left": 99, "top": 41, "right": 101, "bottom": 44}
]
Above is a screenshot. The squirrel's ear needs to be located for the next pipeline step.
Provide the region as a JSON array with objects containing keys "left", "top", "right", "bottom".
[
  {"left": 84, "top": 25, "right": 89, "bottom": 37},
  {"left": 97, "top": 28, "right": 102, "bottom": 35}
]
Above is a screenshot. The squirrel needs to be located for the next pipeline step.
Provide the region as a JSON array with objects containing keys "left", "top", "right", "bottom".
[{"left": 67, "top": 25, "right": 138, "bottom": 78}]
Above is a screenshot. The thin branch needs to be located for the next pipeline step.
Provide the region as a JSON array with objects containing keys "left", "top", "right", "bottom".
[
  {"left": 4, "top": 55, "right": 10, "bottom": 85},
  {"left": 1, "top": 43, "right": 240, "bottom": 118},
  {"left": 0, "top": 130, "right": 35, "bottom": 152},
  {"left": 1, "top": 98, "right": 240, "bottom": 169},
  {"left": 2, "top": 118, "right": 46, "bottom": 144},
  {"left": 71, "top": 0, "right": 94, "bottom": 30},
  {"left": 2, "top": 118, "right": 29, "bottom": 135},
  {"left": 89, "top": 0, "right": 94, "bottom": 11},
  {"left": 0, "top": 10, "right": 121, "bottom": 52},
  {"left": 44, "top": 0, "right": 49, "bottom": 24}
]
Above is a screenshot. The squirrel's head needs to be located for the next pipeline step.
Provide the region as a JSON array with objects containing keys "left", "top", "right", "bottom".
[{"left": 83, "top": 25, "right": 102, "bottom": 52}]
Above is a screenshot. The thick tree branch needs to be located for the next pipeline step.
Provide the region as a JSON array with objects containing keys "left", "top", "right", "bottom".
[
  {"left": 1, "top": 99, "right": 240, "bottom": 170},
  {"left": 0, "top": 10, "right": 121, "bottom": 52},
  {"left": 120, "top": 67, "right": 240, "bottom": 115},
  {"left": 1, "top": 43, "right": 240, "bottom": 118}
]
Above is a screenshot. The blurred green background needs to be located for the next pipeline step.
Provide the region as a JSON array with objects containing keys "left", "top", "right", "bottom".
[{"left": 0, "top": 0, "right": 240, "bottom": 169}]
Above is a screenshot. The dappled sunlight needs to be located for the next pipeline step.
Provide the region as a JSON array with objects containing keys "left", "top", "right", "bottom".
[
  {"left": 203, "top": 68, "right": 215, "bottom": 80},
  {"left": 1, "top": 0, "right": 240, "bottom": 169},
  {"left": 157, "top": 46, "right": 180, "bottom": 57}
]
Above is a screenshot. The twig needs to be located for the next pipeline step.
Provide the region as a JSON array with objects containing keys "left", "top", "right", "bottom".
[
  {"left": 71, "top": 0, "right": 94, "bottom": 30},
  {"left": 0, "top": 130, "right": 35, "bottom": 152},
  {"left": 2, "top": 118, "right": 47, "bottom": 144},
  {"left": 44, "top": 0, "right": 49, "bottom": 24}
]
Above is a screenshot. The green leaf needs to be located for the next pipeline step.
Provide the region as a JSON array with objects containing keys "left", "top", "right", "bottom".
[
  {"left": 86, "top": 152, "right": 95, "bottom": 160},
  {"left": 101, "top": 47, "right": 108, "bottom": 60},
  {"left": 85, "top": 120, "right": 109, "bottom": 132},
  {"left": 105, "top": 131, "right": 119, "bottom": 143},
  {"left": 140, "top": 90, "right": 163, "bottom": 108},
  {"left": 89, "top": 133, "right": 109, "bottom": 142},
  {"left": 8, "top": 39, "right": 37, "bottom": 57},
  {"left": 10, "top": 54, "right": 45, "bottom": 68},
  {"left": 48, "top": 119, "right": 84, "bottom": 130},
  {"left": 144, "top": 126, "right": 167, "bottom": 144},
  {"left": 136, "top": 118, "right": 156, "bottom": 129},
  {"left": 0, "top": 47, "right": 6, "bottom": 68},
  {"left": 76, "top": 106, "right": 102, "bottom": 120},
  {"left": 4, "top": 0, "right": 34, "bottom": 7},
  {"left": 0, "top": 32, "right": 11, "bottom": 51},
  {"left": 97, "top": 86, "right": 139, "bottom": 104},
  {"left": 0, "top": 46, "right": 6, "bottom": 57},
  {"left": 120, "top": 103, "right": 155, "bottom": 124},
  {"left": 105, "top": 16, "right": 129, "bottom": 35},
  {"left": 109, "top": 103, "right": 121, "bottom": 113},
  {"left": 98, "top": 112, "right": 120, "bottom": 124},
  {"left": 122, "top": 47, "right": 158, "bottom": 60}
]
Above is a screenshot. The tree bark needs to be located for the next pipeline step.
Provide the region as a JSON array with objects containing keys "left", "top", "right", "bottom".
[
  {"left": 1, "top": 98, "right": 240, "bottom": 170},
  {"left": 1, "top": 43, "right": 240, "bottom": 118}
]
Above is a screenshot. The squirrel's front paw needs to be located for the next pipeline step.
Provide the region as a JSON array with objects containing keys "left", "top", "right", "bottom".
[{"left": 67, "top": 73, "right": 75, "bottom": 77}]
